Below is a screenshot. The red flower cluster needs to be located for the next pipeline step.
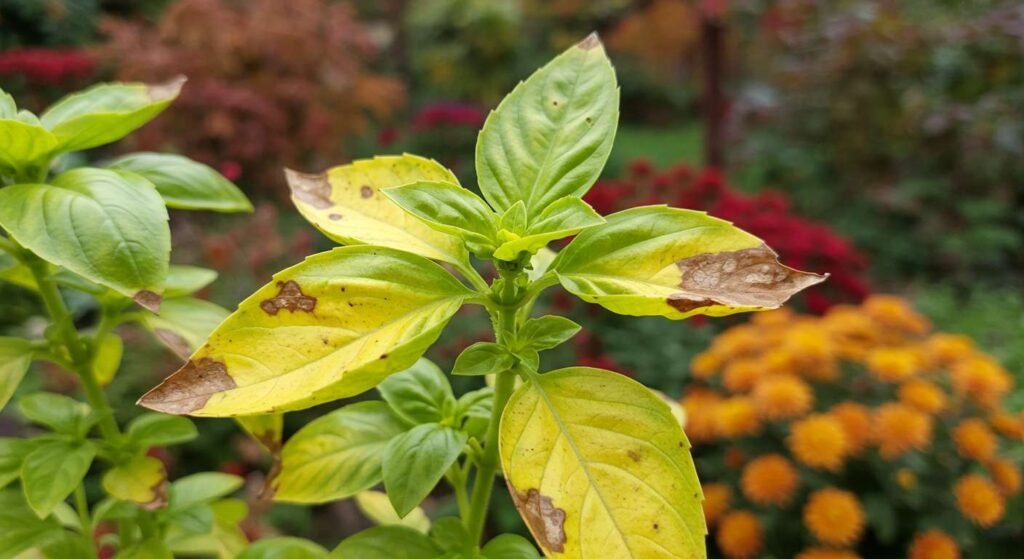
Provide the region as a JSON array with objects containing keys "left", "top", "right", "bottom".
[
  {"left": 0, "top": 48, "right": 95, "bottom": 84},
  {"left": 585, "top": 160, "right": 870, "bottom": 312},
  {"left": 412, "top": 102, "right": 487, "bottom": 131}
]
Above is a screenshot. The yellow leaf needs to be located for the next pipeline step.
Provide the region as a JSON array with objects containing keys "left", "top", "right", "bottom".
[
  {"left": 286, "top": 154, "right": 468, "bottom": 265},
  {"left": 500, "top": 368, "right": 706, "bottom": 558},
  {"left": 355, "top": 490, "right": 431, "bottom": 534},
  {"left": 102, "top": 455, "right": 167, "bottom": 509},
  {"left": 138, "top": 246, "right": 472, "bottom": 416}
]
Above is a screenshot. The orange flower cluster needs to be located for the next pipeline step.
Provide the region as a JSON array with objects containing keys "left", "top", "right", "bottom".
[{"left": 683, "top": 296, "right": 1023, "bottom": 558}]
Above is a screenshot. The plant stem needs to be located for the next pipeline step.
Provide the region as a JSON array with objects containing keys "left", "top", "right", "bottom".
[{"left": 74, "top": 484, "right": 98, "bottom": 557}]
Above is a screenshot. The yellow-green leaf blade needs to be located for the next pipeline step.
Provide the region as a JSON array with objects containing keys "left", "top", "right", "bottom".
[
  {"left": 287, "top": 155, "right": 468, "bottom": 265},
  {"left": 101, "top": 455, "right": 167, "bottom": 509},
  {"left": 0, "top": 337, "right": 33, "bottom": 411},
  {"left": 552, "top": 206, "right": 825, "bottom": 319},
  {"left": 499, "top": 367, "right": 706, "bottom": 559},
  {"left": 138, "top": 246, "right": 472, "bottom": 416}
]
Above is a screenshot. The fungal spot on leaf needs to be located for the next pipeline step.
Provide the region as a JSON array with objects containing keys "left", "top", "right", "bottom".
[
  {"left": 154, "top": 328, "right": 191, "bottom": 359},
  {"left": 512, "top": 488, "right": 567, "bottom": 552},
  {"left": 578, "top": 32, "right": 601, "bottom": 51},
  {"left": 627, "top": 449, "right": 642, "bottom": 462},
  {"left": 137, "top": 357, "right": 236, "bottom": 414},
  {"left": 284, "top": 168, "right": 333, "bottom": 209},
  {"left": 260, "top": 280, "right": 316, "bottom": 315},
  {"left": 328, "top": 213, "right": 342, "bottom": 221},
  {"left": 667, "top": 243, "right": 826, "bottom": 313},
  {"left": 360, "top": 185, "right": 374, "bottom": 198},
  {"left": 133, "top": 290, "right": 162, "bottom": 313}
]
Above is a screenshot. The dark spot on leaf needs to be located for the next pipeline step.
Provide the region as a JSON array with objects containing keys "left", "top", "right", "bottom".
[
  {"left": 360, "top": 185, "right": 374, "bottom": 198},
  {"left": 552, "top": 100, "right": 559, "bottom": 106},
  {"left": 627, "top": 450, "right": 642, "bottom": 462},
  {"left": 133, "top": 290, "right": 162, "bottom": 313},
  {"left": 653, "top": 522, "right": 660, "bottom": 531},
  {"left": 154, "top": 328, "right": 191, "bottom": 360},
  {"left": 328, "top": 213, "right": 342, "bottom": 221},
  {"left": 284, "top": 168, "right": 333, "bottom": 209},
  {"left": 667, "top": 244, "right": 827, "bottom": 313},
  {"left": 578, "top": 32, "right": 601, "bottom": 51},
  {"left": 137, "top": 357, "right": 236, "bottom": 414},
  {"left": 511, "top": 487, "right": 567, "bottom": 553},
  {"left": 379, "top": 354, "right": 388, "bottom": 360},
  {"left": 260, "top": 280, "right": 316, "bottom": 315}
]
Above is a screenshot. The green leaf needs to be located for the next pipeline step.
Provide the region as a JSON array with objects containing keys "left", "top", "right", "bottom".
[
  {"left": 107, "top": 152, "right": 252, "bottom": 212},
  {"left": 167, "top": 472, "right": 243, "bottom": 511},
  {"left": 138, "top": 246, "right": 472, "bottom": 416},
  {"left": 0, "top": 489, "right": 64, "bottom": 559},
  {"left": 492, "top": 197, "right": 604, "bottom": 261},
  {"left": 476, "top": 33, "right": 618, "bottom": 215},
  {"left": 101, "top": 454, "right": 167, "bottom": 508},
  {"left": 92, "top": 333, "right": 123, "bottom": 385},
  {"left": 0, "top": 252, "right": 38, "bottom": 291},
  {"left": 500, "top": 201, "right": 528, "bottom": 235},
  {"left": 238, "top": 537, "right": 328, "bottom": 559},
  {"left": 127, "top": 413, "right": 198, "bottom": 448},
  {"left": 0, "top": 118, "right": 58, "bottom": 176},
  {"left": 378, "top": 359, "right": 455, "bottom": 425},
  {"left": 236, "top": 413, "right": 284, "bottom": 453},
  {"left": 499, "top": 367, "right": 706, "bottom": 558},
  {"left": 0, "top": 438, "right": 40, "bottom": 490},
  {"left": 21, "top": 440, "right": 96, "bottom": 518},
  {"left": 120, "top": 537, "right": 174, "bottom": 559},
  {"left": 0, "top": 168, "right": 170, "bottom": 310},
  {"left": 452, "top": 342, "right": 516, "bottom": 377},
  {"left": 429, "top": 516, "right": 471, "bottom": 553},
  {"left": 330, "top": 525, "right": 441, "bottom": 559},
  {"left": 382, "top": 181, "right": 499, "bottom": 254},
  {"left": 274, "top": 401, "right": 406, "bottom": 504},
  {"left": 354, "top": 490, "right": 431, "bottom": 534},
  {"left": 383, "top": 423, "right": 467, "bottom": 517},
  {"left": 287, "top": 155, "right": 468, "bottom": 265},
  {"left": 516, "top": 316, "right": 581, "bottom": 351},
  {"left": 40, "top": 78, "right": 184, "bottom": 153},
  {"left": 17, "top": 392, "right": 95, "bottom": 437},
  {"left": 166, "top": 498, "right": 248, "bottom": 558},
  {"left": 456, "top": 387, "right": 493, "bottom": 421},
  {"left": 552, "top": 206, "right": 826, "bottom": 319},
  {"left": 0, "top": 337, "right": 32, "bottom": 411},
  {"left": 482, "top": 534, "right": 541, "bottom": 559},
  {"left": 0, "top": 89, "right": 16, "bottom": 118},
  {"left": 163, "top": 265, "right": 218, "bottom": 297},
  {"left": 140, "top": 296, "right": 229, "bottom": 359}
]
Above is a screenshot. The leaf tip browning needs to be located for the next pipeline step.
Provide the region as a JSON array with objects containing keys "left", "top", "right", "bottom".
[
  {"left": 137, "top": 357, "right": 235, "bottom": 415},
  {"left": 578, "top": 31, "right": 602, "bottom": 51},
  {"left": 133, "top": 290, "right": 163, "bottom": 313},
  {"left": 147, "top": 75, "right": 187, "bottom": 102},
  {"left": 284, "top": 167, "right": 333, "bottom": 209}
]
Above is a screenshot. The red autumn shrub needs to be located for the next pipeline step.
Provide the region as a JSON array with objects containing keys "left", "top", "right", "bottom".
[{"left": 0, "top": 48, "right": 95, "bottom": 84}]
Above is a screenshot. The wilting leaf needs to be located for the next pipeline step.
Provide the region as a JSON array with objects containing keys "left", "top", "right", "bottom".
[
  {"left": 0, "top": 169, "right": 170, "bottom": 308},
  {"left": 107, "top": 152, "right": 251, "bottom": 212},
  {"left": 329, "top": 525, "right": 441, "bottom": 559},
  {"left": 383, "top": 423, "right": 467, "bottom": 517},
  {"left": 476, "top": 33, "right": 618, "bottom": 215},
  {"left": 0, "top": 337, "right": 32, "bottom": 411},
  {"left": 552, "top": 206, "right": 826, "bottom": 319},
  {"left": 355, "top": 491, "right": 431, "bottom": 534},
  {"left": 140, "top": 296, "right": 229, "bottom": 359},
  {"left": 378, "top": 359, "right": 455, "bottom": 425},
  {"left": 499, "top": 368, "right": 706, "bottom": 558},
  {"left": 287, "top": 155, "right": 468, "bottom": 265},
  {"left": 102, "top": 454, "right": 167, "bottom": 509},
  {"left": 21, "top": 440, "right": 96, "bottom": 518},
  {"left": 274, "top": 402, "right": 406, "bottom": 504},
  {"left": 138, "top": 246, "right": 471, "bottom": 416},
  {"left": 493, "top": 197, "right": 604, "bottom": 261}
]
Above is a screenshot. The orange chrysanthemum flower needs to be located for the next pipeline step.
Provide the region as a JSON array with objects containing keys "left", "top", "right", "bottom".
[
  {"left": 990, "top": 411, "right": 1024, "bottom": 440},
  {"left": 724, "top": 446, "right": 746, "bottom": 470},
  {"left": 681, "top": 389, "right": 721, "bottom": 443},
  {"left": 753, "top": 376, "right": 813, "bottom": 420},
  {"left": 723, "top": 358, "right": 765, "bottom": 393},
  {"left": 863, "top": 294, "right": 930, "bottom": 334},
  {"left": 925, "top": 333, "right": 974, "bottom": 366},
  {"left": 987, "top": 459, "right": 1022, "bottom": 496},
  {"left": 951, "top": 356, "right": 1014, "bottom": 409},
  {"left": 712, "top": 324, "right": 763, "bottom": 356},
  {"left": 760, "top": 347, "right": 797, "bottom": 375},
  {"left": 783, "top": 326, "right": 836, "bottom": 380},
  {"left": 715, "top": 397, "right": 761, "bottom": 437},
  {"left": 873, "top": 403, "right": 933, "bottom": 458},
  {"left": 899, "top": 379, "right": 947, "bottom": 413},
  {"left": 955, "top": 474, "right": 1005, "bottom": 527},
  {"left": 909, "top": 530, "right": 960, "bottom": 559},
  {"left": 788, "top": 414, "right": 848, "bottom": 471},
  {"left": 952, "top": 418, "right": 998, "bottom": 461},
  {"left": 690, "top": 351, "right": 723, "bottom": 380},
  {"left": 821, "top": 305, "right": 876, "bottom": 359},
  {"left": 866, "top": 346, "right": 921, "bottom": 382},
  {"left": 829, "top": 402, "right": 872, "bottom": 456},
  {"left": 796, "top": 549, "right": 862, "bottom": 559},
  {"left": 741, "top": 454, "right": 799, "bottom": 506},
  {"left": 803, "top": 488, "right": 865, "bottom": 547},
  {"left": 751, "top": 307, "right": 794, "bottom": 326},
  {"left": 702, "top": 483, "right": 732, "bottom": 527},
  {"left": 716, "top": 511, "right": 763, "bottom": 559}
]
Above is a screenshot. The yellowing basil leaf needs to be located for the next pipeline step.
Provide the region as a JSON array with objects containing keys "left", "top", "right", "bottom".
[
  {"left": 383, "top": 180, "right": 499, "bottom": 254},
  {"left": 493, "top": 197, "right": 603, "bottom": 261},
  {"left": 476, "top": 34, "right": 618, "bottom": 215},
  {"left": 330, "top": 525, "right": 441, "bottom": 559},
  {"left": 102, "top": 454, "right": 167, "bottom": 509},
  {"left": 92, "top": 333, "right": 123, "bottom": 385},
  {"left": 107, "top": 152, "right": 252, "bottom": 213},
  {"left": 0, "top": 169, "right": 170, "bottom": 310},
  {"left": 236, "top": 413, "right": 283, "bottom": 453},
  {"left": 138, "top": 246, "right": 471, "bottom": 416},
  {"left": 0, "top": 337, "right": 32, "bottom": 411},
  {"left": 21, "top": 440, "right": 96, "bottom": 518},
  {"left": 287, "top": 155, "right": 467, "bottom": 265},
  {"left": 140, "top": 296, "right": 229, "bottom": 360},
  {"left": 499, "top": 367, "right": 706, "bottom": 559},
  {"left": 552, "top": 206, "right": 826, "bottom": 319},
  {"left": 383, "top": 423, "right": 467, "bottom": 517},
  {"left": 274, "top": 402, "right": 406, "bottom": 504},
  {"left": 355, "top": 491, "right": 431, "bottom": 534},
  {"left": 0, "top": 118, "right": 58, "bottom": 175},
  {"left": 40, "top": 78, "right": 184, "bottom": 153}
]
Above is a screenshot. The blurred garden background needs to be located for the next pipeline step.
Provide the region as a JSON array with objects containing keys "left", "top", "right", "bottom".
[{"left": 1, "top": 0, "right": 1022, "bottom": 557}]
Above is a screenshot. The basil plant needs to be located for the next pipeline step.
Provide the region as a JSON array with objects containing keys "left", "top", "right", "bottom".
[
  {"left": 135, "top": 34, "right": 825, "bottom": 558},
  {"left": 0, "top": 78, "right": 259, "bottom": 557}
]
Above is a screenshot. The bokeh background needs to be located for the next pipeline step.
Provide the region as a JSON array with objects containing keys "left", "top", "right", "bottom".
[{"left": 1, "top": 1, "right": 1021, "bottom": 557}]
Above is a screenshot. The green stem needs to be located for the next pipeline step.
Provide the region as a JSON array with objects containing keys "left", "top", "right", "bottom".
[{"left": 74, "top": 485, "right": 98, "bottom": 558}]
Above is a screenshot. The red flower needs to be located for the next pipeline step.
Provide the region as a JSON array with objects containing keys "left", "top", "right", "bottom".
[{"left": 0, "top": 48, "right": 95, "bottom": 84}]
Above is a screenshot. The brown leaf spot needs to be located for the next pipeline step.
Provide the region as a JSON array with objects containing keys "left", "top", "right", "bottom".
[
  {"left": 627, "top": 449, "right": 642, "bottom": 462},
  {"left": 578, "top": 32, "right": 601, "bottom": 50},
  {"left": 511, "top": 487, "right": 567, "bottom": 553},
  {"left": 141, "top": 478, "right": 168, "bottom": 511},
  {"left": 360, "top": 185, "right": 374, "bottom": 198},
  {"left": 260, "top": 280, "right": 316, "bottom": 315},
  {"left": 285, "top": 168, "right": 333, "bottom": 209},
  {"left": 137, "top": 357, "right": 236, "bottom": 414},
  {"left": 147, "top": 75, "right": 186, "bottom": 102},
  {"left": 154, "top": 328, "right": 191, "bottom": 360},
  {"left": 668, "top": 244, "right": 827, "bottom": 313},
  {"left": 133, "top": 290, "right": 162, "bottom": 313},
  {"left": 328, "top": 213, "right": 342, "bottom": 221}
]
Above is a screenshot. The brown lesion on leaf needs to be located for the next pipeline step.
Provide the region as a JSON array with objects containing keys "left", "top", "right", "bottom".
[
  {"left": 510, "top": 486, "right": 567, "bottom": 553},
  {"left": 668, "top": 244, "right": 827, "bottom": 313},
  {"left": 141, "top": 478, "right": 168, "bottom": 511},
  {"left": 284, "top": 168, "right": 333, "bottom": 209},
  {"left": 137, "top": 357, "right": 236, "bottom": 414},
  {"left": 133, "top": 290, "right": 162, "bottom": 313},
  {"left": 627, "top": 449, "right": 642, "bottom": 462},
  {"left": 260, "top": 280, "right": 316, "bottom": 315},
  {"left": 578, "top": 32, "right": 601, "bottom": 51},
  {"left": 146, "top": 75, "right": 186, "bottom": 102},
  {"left": 328, "top": 213, "right": 342, "bottom": 221},
  {"left": 360, "top": 185, "right": 374, "bottom": 198},
  {"left": 154, "top": 328, "right": 191, "bottom": 360}
]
